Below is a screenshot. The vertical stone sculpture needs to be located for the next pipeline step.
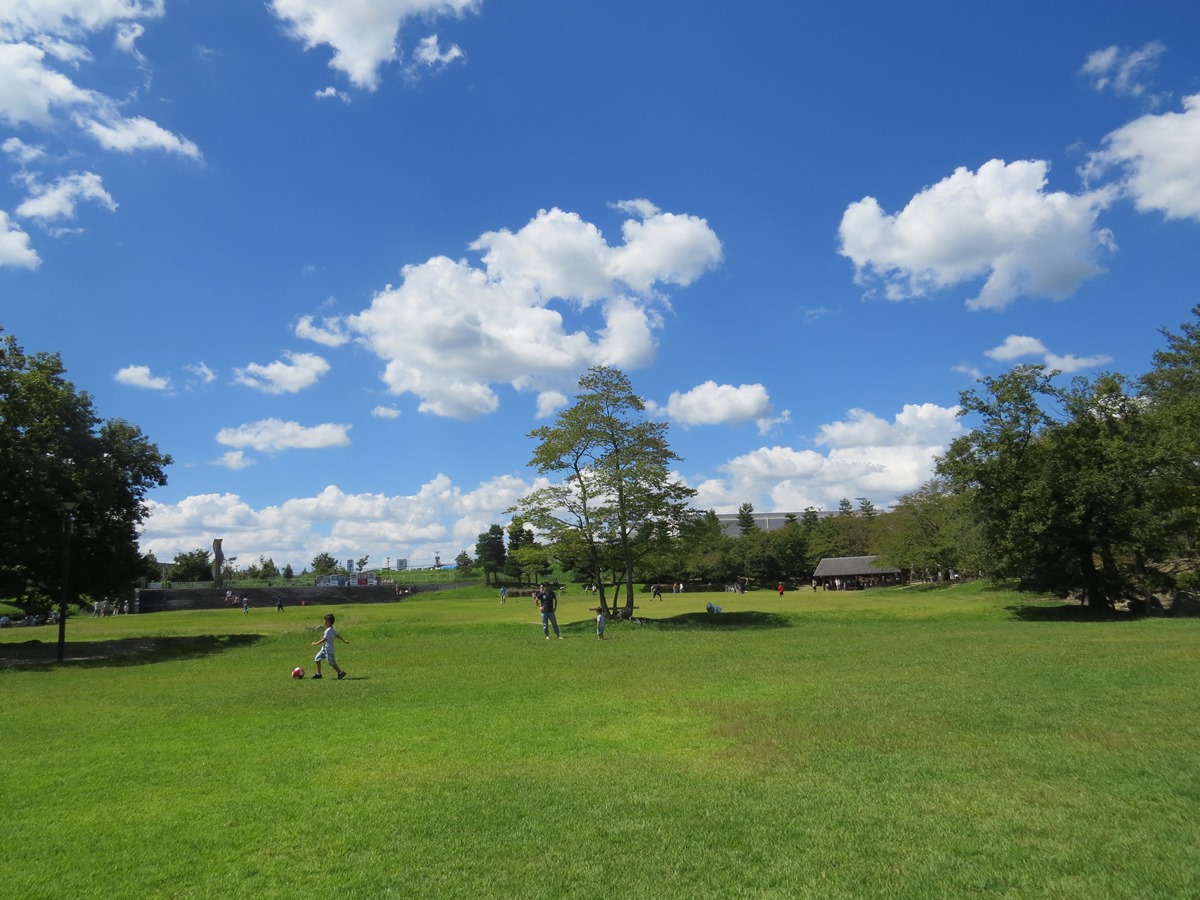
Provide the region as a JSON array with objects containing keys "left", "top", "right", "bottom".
[{"left": 212, "top": 538, "right": 224, "bottom": 589}]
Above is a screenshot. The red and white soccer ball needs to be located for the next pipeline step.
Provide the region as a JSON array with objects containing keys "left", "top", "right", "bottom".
[{"left": 292, "top": 667, "right": 305, "bottom": 679}]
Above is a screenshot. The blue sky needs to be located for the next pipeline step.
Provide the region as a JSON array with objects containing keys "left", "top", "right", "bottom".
[{"left": 4, "top": 1, "right": 1199, "bottom": 572}]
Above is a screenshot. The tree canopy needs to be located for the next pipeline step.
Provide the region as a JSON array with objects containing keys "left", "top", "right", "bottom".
[
  {"left": 0, "top": 329, "right": 171, "bottom": 613},
  {"left": 512, "top": 366, "right": 696, "bottom": 613}
]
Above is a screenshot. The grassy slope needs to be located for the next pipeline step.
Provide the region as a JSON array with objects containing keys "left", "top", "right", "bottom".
[{"left": 2, "top": 584, "right": 1197, "bottom": 899}]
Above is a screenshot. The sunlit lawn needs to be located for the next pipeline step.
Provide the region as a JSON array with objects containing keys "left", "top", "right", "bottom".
[{"left": 3, "top": 583, "right": 1198, "bottom": 899}]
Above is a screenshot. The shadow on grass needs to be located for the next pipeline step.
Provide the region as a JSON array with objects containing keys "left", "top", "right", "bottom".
[
  {"left": 625, "top": 610, "right": 793, "bottom": 630},
  {"left": 0, "top": 634, "right": 264, "bottom": 669},
  {"left": 1005, "top": 604, "right": 1137, "bottom": 623}
]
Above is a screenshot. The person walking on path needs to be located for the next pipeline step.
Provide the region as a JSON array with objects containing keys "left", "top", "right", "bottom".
[
  {"left": 535, "top": 583, "right": 561, "bottom": 639},
  {"left": 310, "top": 613, "right": 348, "bottom": 679}
]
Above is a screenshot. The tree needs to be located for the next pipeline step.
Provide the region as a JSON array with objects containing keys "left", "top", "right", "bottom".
[
  {"left": 355, "top": 555, "right": 369, "bottom": 573},
  {"left": 0, "top": 330, "right": 171, "bottom": 615},
  {"left": 172, "top": 548, "right": 214, "bottom": 583},
  {"left": 454, "top": 550, "right": 475, "bottom": 575},
  {"left": 475, "top": 524, "right": 507, "bottom": 585},
  {"left": 511, "top": 366, "right": 696, "bottom": 615},
  {"left": 311, "top": 552, "right": 339, "bottom": 575},
  {"left": 505, "top": 518, "right": 536, "bottom": 583},
  {"left": 939, "top": 365, "right": 1163, "bottom": 607},
  {"left": 873, "top": 479, "right": 978, "bottom": 581},
  {"left": 283, "top": 563, "right": 295, "bottom": 580},
  {"left": 736, "top": 502, "right": 759, "bottom": 535}
]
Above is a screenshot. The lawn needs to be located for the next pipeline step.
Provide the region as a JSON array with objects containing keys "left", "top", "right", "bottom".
[{"left": 2, "top": 584, "right": 1197, "bottom": 899}]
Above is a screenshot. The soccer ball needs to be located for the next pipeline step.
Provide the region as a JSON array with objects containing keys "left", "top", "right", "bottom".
[{"left": 292, "top": 667, "right": 305, "bottom": 679}]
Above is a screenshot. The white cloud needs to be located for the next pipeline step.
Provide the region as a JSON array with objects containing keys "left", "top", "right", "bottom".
[
  {"left": 114, "top": 22, "right": 146, "bottom": 59},
  {"left": 372, "top": 405, "right": 401, "bottom": 419},
  {"left": 186, "top": 361, "right": 217, "bottom": 384},
  {"left": 81, "top": 114, "right": 201, "bottom": 159},
  {"left": 839, "top": 159, "right": 1114, "bottom": 311},
  {"left": 0, "top": 211, "right": 39, "bottom": 268},
  {"left": 0, "top": 2, "right": 165, "bottom": 40},
  {"left": 692, "top": 402, "right": 964, "bottom": 514},
  {"left": 234, "top": 351, "right": 330, "bottom": 394},
  {"left": 985, "top": 335, "right": 1048, "bottom": 361},
  {"left": 215, "top": 451, "right": 256, "bottom": 470},
  {"left": 114, "top": 364, "right": 170, "bottom": 390},
  {"left": 1079, "top": 42, "right": 1166, "bottom": 100},
  {"left": 138, "top": 473, "right": 539, "bottom": 571},
  {"left": 15, "top": 171, "right": 116, "bottom": 223},
  {"left": 1085, "top": 93, "right": 1200, "bottom": 223},
  {"left": 295, "top": 314, "right": 350, "bottom": 346},
  {"left": 269, "top": 0, "right": 479, "bottom": 90},
  {"left": 215, "top": 418, "right": 351, "bottom": 452},
  {"left": 984, "top": 335, "right": 1112, "bottom": 373},
  {"left": 2, "top": 136, "right": 45, "bottom": 164},
  {"left": 410, "top": 34, "right": 463, "bottom": 70},
  {"left": 654, "top": 381, "right": 774, "bottom": 428},
  {"left": 535, "top": 390, "right": 567, "bottom": 419},
  {"left": 348, "top": 201, "right": 722, "bottom": 419},
  {"left": 0, "top": 40, "right": 95, "bottom": 127},
  {"left": 314, "top": 85, "right": 350, "bottom": 103},
  {"left": 1044, "top": 352, "right": 1112, "bottom": 373}
]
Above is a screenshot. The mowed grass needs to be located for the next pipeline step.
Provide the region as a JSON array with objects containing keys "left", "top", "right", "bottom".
[{"left": 2, "top": 584, "right": 1198, "bottom": 899}]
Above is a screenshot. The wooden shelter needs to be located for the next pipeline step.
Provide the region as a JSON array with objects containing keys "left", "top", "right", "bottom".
[{"left": 812, "top": 555, "right": 901, "bottom": 589}]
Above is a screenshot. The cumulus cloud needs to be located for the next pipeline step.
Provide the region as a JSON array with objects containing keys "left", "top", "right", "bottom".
[
  {"left": 652, "top": 381, "right": 775, "bottom": 429},
  {"left": 81, "top": 114, "right": 201, "bottom": 158},
  {"left": 0, "top": 211, "right": 39, "bottom": 268},
  {"left": 234, "top": 351, "right": 330, "bottom": 394},
  {"left": 215, "top": 451, "right": 256, "bottom": 470},
  {"left": 984, "top": 335, "right": 1112, "bottom": 373},
  {"left": 295, "top": 314, "right": 350, "bottom": 347},
  {"left": 1080, "top": 42, "right": 1166, "bottom": 100},
  {"left": 372, "top": 405, "right": 401, "bottom": 419},
  {"left": 215, "top": 418, "right": 351, "bottom": 452},
  {"left": 839, "top": 159, "right": 1114, "bottom": 311},
  {"left": 347, "top": 201, "right": 722, "bottom": 419},
  {"left": 1085, "top": 93, "right": 1200, "bottom": 223},
  {"left": 114, "top": 364, "right": 170, "bottom": 390},
  {"left": 269, "top": 0, "right": 479, "bottom": 90},
  {"left": 15, "top": 171, "right": 116, "bottom": 224},
  {"left": 692, "top": 402, "right": 963, "bottom": 514},
  {"left": 138, "top": 472, "right": 538, "bottom": 571}
]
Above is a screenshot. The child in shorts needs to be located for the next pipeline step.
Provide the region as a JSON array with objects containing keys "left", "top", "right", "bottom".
[{"left": 310, "top": 613, "right": 348, "bottom": 679}]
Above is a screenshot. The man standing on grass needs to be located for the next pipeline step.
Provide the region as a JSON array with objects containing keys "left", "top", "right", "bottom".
[{"left": 535, "top": 583, "right": 562, "bottom": 640}]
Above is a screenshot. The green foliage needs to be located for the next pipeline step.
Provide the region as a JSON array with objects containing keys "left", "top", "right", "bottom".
[
  {"left": 736, "top": 501, "right": 758, "bottom": 534},
  {"left": 171, "top": 548, "right": 213, "bottom": 582},
  {"left": 474, "top": 524, "right": 506, "bottom": 584},
  {"left": 512, "top": 366, "right": 697, "bottom": 613},
  {"left": 310, "top": 552, "right": 339, "bottom": 575},
  {"left": 0, "top": 329, "right": 171, "bottom": 612}
]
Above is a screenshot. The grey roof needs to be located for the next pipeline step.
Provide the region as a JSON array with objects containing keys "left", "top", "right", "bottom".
[
  {"left": 713, "top": 510, "right": 837, "bottom": 538},
  {"left": 812, "top": 556, "right": 900, "bottom": 578}
]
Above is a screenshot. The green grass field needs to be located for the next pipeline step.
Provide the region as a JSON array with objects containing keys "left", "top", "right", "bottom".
[{"left": 3, "top": 584, "right": 1197, "bottom": 899}]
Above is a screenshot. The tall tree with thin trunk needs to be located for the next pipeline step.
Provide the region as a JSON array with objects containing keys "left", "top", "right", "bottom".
[{"left": 512, "top": 366, "right": 696, "bottom": 615}]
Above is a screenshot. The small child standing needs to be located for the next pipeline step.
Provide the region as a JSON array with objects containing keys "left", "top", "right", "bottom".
[
  {"left": 310, "top": 613, "right": 348, "bottom": 679},
  {"left": 596, "top": 607, "right": 606, "bottom": 640}
]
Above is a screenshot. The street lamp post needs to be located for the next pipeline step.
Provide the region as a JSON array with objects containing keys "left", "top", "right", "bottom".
[{"left": 57, "top": 502, "right": 78, "bottom": 664}]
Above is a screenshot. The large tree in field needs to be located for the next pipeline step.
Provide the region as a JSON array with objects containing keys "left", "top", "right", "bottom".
[
  {"left": 0, "top": 330, "right": 171, "bottom": 616},
  {"left": 512, "top": 366, "right": 696, "bottom": 615},
  {"left": 939, "top": 364, "right": 1164, "bottom": 607}
]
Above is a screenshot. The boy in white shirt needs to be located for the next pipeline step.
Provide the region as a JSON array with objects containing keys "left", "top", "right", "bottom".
[{"left": 310, "top": 613, "right": 348, "bottom": 680}]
